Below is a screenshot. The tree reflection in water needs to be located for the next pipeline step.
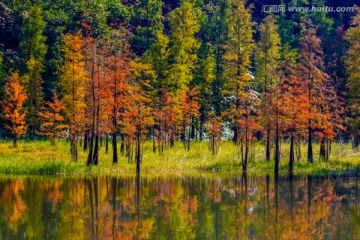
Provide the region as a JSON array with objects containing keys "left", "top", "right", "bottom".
[{"left": 0, "top": 174, "right": 359, "bottom": 239}]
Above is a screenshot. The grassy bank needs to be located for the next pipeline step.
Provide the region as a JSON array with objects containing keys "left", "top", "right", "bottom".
[{"left": 0, "top": 140, "right": 359, "bottom": 176}]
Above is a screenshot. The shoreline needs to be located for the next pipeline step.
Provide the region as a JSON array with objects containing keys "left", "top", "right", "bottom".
[{"left": 0, "top": 140, "right": 359, "bottom": 177}]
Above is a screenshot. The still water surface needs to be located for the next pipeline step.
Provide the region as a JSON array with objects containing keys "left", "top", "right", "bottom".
[{"left": 0, "top": 174, "right": 359, "bottom": 239}]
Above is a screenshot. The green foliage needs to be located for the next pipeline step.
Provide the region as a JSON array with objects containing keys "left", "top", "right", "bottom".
[
  {"left": 168, "top": 0, "right": 203, "bottom": 95},
  {"left": 19, "top": 6, "right": 47, "bottom": 66},
  {"left": 131, "top": 0, "right": 164, "bottom": 54},
  {"left": 145, "top": 30, "right": 170, "bottom": 95},
  {"left": 194, "top": 45, "right": 216, "bottom": 131},
  {"left": 255, "top": 14, "right": 281, "bottom": 92},
  {"left": 0, "top": 53, "right": 5, "bottom": 96},
  {"left": 223, "top": 0, "right": 254, "bottom": 93},
  {"left": 107, "top": 0, "right": 130, "bottom": 22},
  {"left": 345, "top": 6, "right": 360, "bottom": 138},
  {"left": 22, "top": 57, "right": 45, "bottom": 138}
]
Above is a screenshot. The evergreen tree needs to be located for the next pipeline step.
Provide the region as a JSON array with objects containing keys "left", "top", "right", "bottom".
[
  {"left": 0, "top": 53, "right": 5, "bottom": 96},
  {"left": 23, "top": 57, "right": 45, "bottom": 139},
  {"left": 196, "top": 46, "right": 216, "bottom": 140},
  {"left": 19, "top": 6, "right": 47, "bottom": 66},
  {"left": 132, "top": 0, "right": 164, "bottom": 55},
  {"left": 19, "top": 6, "right": 47, "bottom": 139},
  {"left": 202, "top": 0, "right": 229, "bottom": 116}
]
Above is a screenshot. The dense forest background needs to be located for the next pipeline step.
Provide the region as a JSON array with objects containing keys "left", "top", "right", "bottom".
[{"left": 1, "top": 0, "right": 360, "bottom": 169}]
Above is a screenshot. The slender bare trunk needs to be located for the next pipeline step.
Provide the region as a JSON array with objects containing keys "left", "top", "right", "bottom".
[
  {"left": 266, "top": 125, "right": 271, "bottom": 161},
  {"left": 308, "top": 122, "right": 313, "bottom": 163},
  {"left": 319, "top": 137, "right": 326, "bottom": 161},
  {"left": 136, "top": 131, "right": 141, "bottom": 174},
  {"left": 274, "top": 122, "right": 280, "bottom": 176},
  {"left": 289, "top": 134, "right": 294, "bottom": 174},
  {"left": 105, "top": 134, "right": 109, "bottom": 154},
  {"left": 13, "top": 137, "right": 18, "bottom": 148}
]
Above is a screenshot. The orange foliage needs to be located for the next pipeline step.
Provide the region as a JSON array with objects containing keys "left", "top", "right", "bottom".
[
  {"left": 39, "top": 91, "right": 67, "bottom": 145},
  {"left": 1, "top": 72, "right": 27, "bottom": 147}
]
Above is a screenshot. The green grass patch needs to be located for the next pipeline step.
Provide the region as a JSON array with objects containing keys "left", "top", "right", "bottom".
[{"left": 0, "top": 139, "right": 359, "bottom": 176}]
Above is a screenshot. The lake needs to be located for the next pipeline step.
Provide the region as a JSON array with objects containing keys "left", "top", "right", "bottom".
[{"left": 0, "top": 174, "right": 359, "bottom": 239}]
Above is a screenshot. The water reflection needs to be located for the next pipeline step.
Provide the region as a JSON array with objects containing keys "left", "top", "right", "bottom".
[{"left": 0, "top": 174, "right": 359, "bottom": 239}]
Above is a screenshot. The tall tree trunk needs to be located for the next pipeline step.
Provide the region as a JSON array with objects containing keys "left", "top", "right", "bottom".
[
  {"left": 187, "top": 126, "right": 191, "bottom": 152},
  {"left": 274, "top": 122, "right": 280, "bottom": 176},
  {"left": 105, "top": 134, "right": 109, "bottom": 154},
  {"left": 13, "top": 137, "right": 18, "bottom": 148},
  {"left": 191, "top": 117, "right": 195, "bottom": 139},
  {"left": 289, "top": 134, "right": 294, "bottom": 174},
  {"left": 353, "top": 134, "right": 359, "bottom": 149},
  {"left": 266, "top": 125, "right": 271, "bottom": 161},
  {"left": 93, "top": 134, "right": 99, "bottom": 165},
  {"left": 87, "top": 58, "right": 96, "bottom": 166},
  {"left": 112, "top": 132, "right": 118, "bottom": 164},
  {"left": 296, "top": 137, "right": 301, "bottom": 161},
  {"left": 152, "top": 128, "right": 156, "bottom": 153},
  {"left": 319, "top": 137, "right": 326, "bottom": 161},
  {"left": 233, "top": 125, "right": 238, "bottom": 144},
  {"left": 86, "top": 127, "right": 94, "bottom": 166},
  {"left": 325, "top": 139, "right": 330, "bottom": 162},
  {"left": 70, "top": 133, "right": 78, "bottom": 161},
  {"left": 170, "top": 131, "right": 175, "bottom": 148},
  {"left": 307, "top": 123, "right": 313, "bottom": 163},
  {"left": 120, "top": 134, "right": 125, "bottom": 155},
  {"left": 136, "top": 131, "right": 141, "bottom": 174},
  {"left": 212, "top": 135, "right": 215, "bottom": 155},
  {"left": 199, "top": 116, "right": 204, "bottom": 141},
  {"left": 84, "top": 130, "right": 89, "bottom": 151}
]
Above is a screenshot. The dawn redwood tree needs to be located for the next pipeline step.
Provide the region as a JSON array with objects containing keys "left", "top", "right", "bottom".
[
  {"left": 280, "top": 71, "right": 310, "bottom": 173},
  {"left": 1, "top": 72, "right": 27, "bottom": 147},
  {"left": 298, "top": 19, "right": 329, "bottom": 163},
  {"left": 154, "top": 90, "right": 176, "bottom": 154},
  {"left": 86, "top": 40, "right": 112, "bottom": 166},
  {"left": 236, "top": 90, "right": 261, "bottom": 172},
  {"left": 105, "top": 32, "right": 131, "bottom": 164},
  {"left": 123, "top": 63, "right": 154, "bottom": 173},
  {"left": 181, "top": 88, "right": 199, "bottom": 151},
  {"left": 345, "top": 6, "right": 360, "bottom": 148},
  {"left": 255, "top": 14, "right": 281, "bottom": 161},
  {"left": 39, "top": 91, "right": 67, "bottom": 145},
  {"left": 205, "top": 116, "right": 222, "bottom": 155},
  {"left": 265, "top": 82, "right": 283, "bottom": 175},
  {"left": 60, "top": 32, "right": 87, "bottom": 160},
  {"left": 223, "top": 0, "right": 254, "bottom": 144},
  {"left": 315, "top": 76, "right": 343, "bottom": 162}
]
